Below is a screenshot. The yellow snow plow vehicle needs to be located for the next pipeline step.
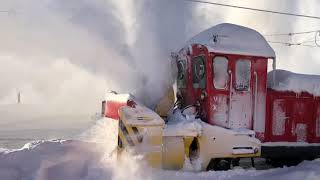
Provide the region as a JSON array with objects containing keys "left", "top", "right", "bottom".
[{"left": 102, "top": 92, "right": 261, "bottom": 171}]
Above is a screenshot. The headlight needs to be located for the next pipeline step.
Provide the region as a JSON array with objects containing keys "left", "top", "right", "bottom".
[{"left": 200, "top": 91, "right": 207, "bottom": 100}]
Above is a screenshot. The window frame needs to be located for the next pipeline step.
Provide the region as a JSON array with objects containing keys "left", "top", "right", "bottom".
[
  {"left": 235, "top": 59, "right": 251, "bottom": 91},
  {"left": 212, "top": 56, "right": 229, "bottom": 90},
  {"left": 192, "top": 55, "right": 206, "bottom": 89},
  {"left": 176, "top": 58, "right": 187, "bottom": 89}
]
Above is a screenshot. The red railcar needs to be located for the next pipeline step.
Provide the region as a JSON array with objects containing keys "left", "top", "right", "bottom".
[
  {"left": 174, "top": 23, "right": 320, "bottom": 160},
  {"left": 102, "top": 23, "right": 320, "bottom": 165}
]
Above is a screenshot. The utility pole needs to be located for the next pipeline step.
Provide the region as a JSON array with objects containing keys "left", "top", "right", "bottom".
[{"left": 17, "top": 91, "right": 21, "bottom": 104}]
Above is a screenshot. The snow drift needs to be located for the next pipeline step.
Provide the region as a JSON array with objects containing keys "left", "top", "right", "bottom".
[{"left": 1, "top": 119, "right": 320, "bottom": 180}]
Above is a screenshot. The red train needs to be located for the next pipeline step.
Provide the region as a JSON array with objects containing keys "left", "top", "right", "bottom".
[{"left": 174, "top": 23, "right": 320, "bottom": 164}]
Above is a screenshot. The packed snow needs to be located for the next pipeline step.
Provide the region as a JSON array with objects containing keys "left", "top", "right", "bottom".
[
  {"left": 185, "top": 23, "right": 275, "bottom": 58},
  {"left": 0, "top": 118, "right": 320, "bottom": 180},
  {"left": 164, "top": 109, "right": 202, "bottom": 137},
  {"left": 268, "top": 69, "right": 320, "bottom": 96}
]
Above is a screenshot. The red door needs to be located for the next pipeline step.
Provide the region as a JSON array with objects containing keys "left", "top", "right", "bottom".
[
  {"left": 229, "top": 58, "right": 253, "bottom": 129},
  {"left": 208, "top": 55, "right": 231, "bottom": 127}
]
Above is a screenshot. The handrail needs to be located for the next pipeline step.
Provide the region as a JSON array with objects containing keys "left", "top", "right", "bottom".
[
  {"left": 272, "top": 57, "right": 277, "bottom": 87},
  {"left": 253, "top": 71, "right": 258, "bottom": 126},
  {"left": 228, "top": 70, "right": 232, "bottom": 126}
]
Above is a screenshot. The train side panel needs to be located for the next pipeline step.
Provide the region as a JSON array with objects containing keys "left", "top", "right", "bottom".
[
  {"left": 265, "top": 90, "right": 320, "bottom": 143},
  {"left": 262, "top": 90, "right": 320, "bottom": 159}
]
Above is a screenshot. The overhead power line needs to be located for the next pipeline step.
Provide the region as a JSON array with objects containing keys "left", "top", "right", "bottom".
[
  {"left": 267, "top": 41, "right": 319, "bottom": 48},
  {"left": 182, "top": 0, "right": 320, "bottom": 20},
  {"left": 316, "top": 31, "right": 320, "bottom": 47},
  {"left": 267, "top": 31, "right": 320, "bottom": 48},
  {"left": 295, "top": 36, "right": 318, "bottom": 44},
  {"left": 264, "top": 30, "right": 320, "bottom": 36}
]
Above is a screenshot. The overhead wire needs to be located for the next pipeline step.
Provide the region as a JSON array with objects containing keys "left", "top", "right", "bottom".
[
  {"left": 315, "top": 31, "right": 320, "bottom": 47},
  {"left": 264, "top": 30, "right": 320, "bottom": 37},
  {"left": 180, "top": 0, "right": 320, "bottom": 48},
  {"left": 181, "top": 0, "right": 320, "bottom": 20},
  {"left": 267, "top": 41, "right": 319, "bottom": 48},
  {"left": 297, "top": 37, "right": 317, "bottom": 44},
  {"left": 267, "top": 30, "right": 320, "bottom": 48}
]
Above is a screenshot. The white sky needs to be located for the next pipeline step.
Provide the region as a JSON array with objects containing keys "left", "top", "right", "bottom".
[{"left": 0, "top": 0, "right": 319, "bottom": 115}]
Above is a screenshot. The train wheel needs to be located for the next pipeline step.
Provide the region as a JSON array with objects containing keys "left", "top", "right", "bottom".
[
  {"left": 206, "top": 158, "right": 231, "bottom": 171},
  {"left": 231, "top": 158, "right": 240, "bottom": 167}
]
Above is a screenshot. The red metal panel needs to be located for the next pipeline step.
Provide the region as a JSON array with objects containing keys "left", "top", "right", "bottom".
[
  {"left": 269, "top": 97, "right": 293, "bottom": 141},
  {"left": 252, "top": 59, "right": 268, "bottom": 141},
  {"left": 265, "top": 90, "right": 320, "bottom": 143},
  {"left": 104, "top": 101, "right": 127, "bottom": 120},
  {"left": 206, "top": 52, "right": 230, "bottom": 126},
  {"left": 292, "top": 99, "right": 313, "bottom": 142},
  {"left": 198, "top": 50, "right": 267, "bottom": 129},
  {"left": 179, "top": 44, "right": 209, "bottom": 111},
  {"left": 311, "top": 99, "right": 320, "bottom": 142}
]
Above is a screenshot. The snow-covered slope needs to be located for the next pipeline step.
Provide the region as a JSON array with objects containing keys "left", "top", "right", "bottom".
[{"left": 0, "top": 119, "right": 320, "bottom": 180}]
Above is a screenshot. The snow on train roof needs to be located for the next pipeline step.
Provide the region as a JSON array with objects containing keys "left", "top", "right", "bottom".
[
  {"left": 268, "top": 69, "right": 320, "bottom": 96},
  {"left": 186, "top": 23, "right": 275, "bottom": 58}
]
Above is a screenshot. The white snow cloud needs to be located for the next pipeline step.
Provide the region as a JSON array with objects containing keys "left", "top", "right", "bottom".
[{"left": 0, "top": 0, "right": 319, "bottom": 115}]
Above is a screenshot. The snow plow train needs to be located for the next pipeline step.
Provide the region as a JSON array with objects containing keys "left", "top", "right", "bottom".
[{"left": 101, "top": 23, "right": 320, "bottom": 171}]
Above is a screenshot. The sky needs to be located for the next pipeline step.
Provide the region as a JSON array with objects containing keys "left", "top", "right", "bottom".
[{"left": 0, "top": 0, "right": 319, "bottom": 115}]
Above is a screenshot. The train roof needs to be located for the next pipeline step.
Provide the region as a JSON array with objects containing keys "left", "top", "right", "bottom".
[
  {"left": 185, "top": 23, "right": 275, "bottom": 58},
  {"left": 268, "top": 69, "right": 320, "bottom": 96}
]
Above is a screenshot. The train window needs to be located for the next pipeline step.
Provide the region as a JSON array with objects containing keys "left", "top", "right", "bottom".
[
  {"left": 235, "top": 59, "right": 251, "bottom": 91},
  {"left": 192, "top": 56, "right": 206, "bottom": 88},
  {"left": 213, "top": 56, "right": 229, "bottom": 89},
  {"left": 177, "top": 59, "right": 187, "bottom": 88}
]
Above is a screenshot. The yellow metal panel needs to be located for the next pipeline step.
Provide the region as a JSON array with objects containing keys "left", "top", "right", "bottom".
[
  {"left": 122, "top": 122, "right": 139, "bottom": 145},
  {"left": 162, "top": 137, "right": 185, "bottom": 170},
  {"left": 118, "top": 128, "right": 129, "bottom": 147}
]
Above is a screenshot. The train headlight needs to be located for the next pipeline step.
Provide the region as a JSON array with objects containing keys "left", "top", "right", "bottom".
[{"left": 200, "top": 91, "right": 207, "bottom": 100}]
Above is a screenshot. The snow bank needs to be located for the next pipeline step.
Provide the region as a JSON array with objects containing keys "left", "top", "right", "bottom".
[
  {"left": 0, "top": 140, "right": 105, "bottom": 180},
  {"left": 1, "top": 118, "right": 320, "bottom": 180},
  {"left": 268, "top": 70, "right": 320, "bottom": 96},
  {"left": 185, "top": 23, "right": 275, "bottom": 58}
]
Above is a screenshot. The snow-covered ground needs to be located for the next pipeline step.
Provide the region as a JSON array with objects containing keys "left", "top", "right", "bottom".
[
  {"left": 0, "top": 104, "right": 93, "bottom": 149},
  {"left": 0, "top": 119, "right": 319, "bottom": 180}
]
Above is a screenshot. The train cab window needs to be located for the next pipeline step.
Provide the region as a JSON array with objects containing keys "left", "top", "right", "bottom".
[
  {"left": 235, "top": 59, "right": 251, "bottom": 91},
  {"left": 177, "top": 59, "right": 187, "bottom": 88},
  {"left": 192, "top": 56, "right": 206, "bottom": 88},
  {"left": 213, "top": 56, "right": 229, "bottom": 89}
]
